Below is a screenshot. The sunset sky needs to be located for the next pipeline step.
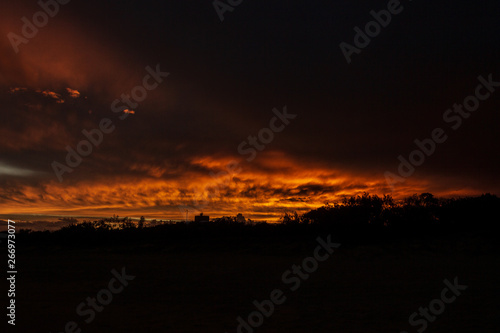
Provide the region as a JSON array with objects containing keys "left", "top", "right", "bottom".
[{"left": 1, "top": 0, "right": 499, "bottom": 221}]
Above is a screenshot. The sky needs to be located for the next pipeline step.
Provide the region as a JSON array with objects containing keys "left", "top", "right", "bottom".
[{"left": 0, "top": 0, "right": 499, "bottom": 221}]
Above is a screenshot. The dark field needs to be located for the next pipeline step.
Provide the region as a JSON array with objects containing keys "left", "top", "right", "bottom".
[{"left": 8, "top": 239, "right": 500, "bottom": 333}]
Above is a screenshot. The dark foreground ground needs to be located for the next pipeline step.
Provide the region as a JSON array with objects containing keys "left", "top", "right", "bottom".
[{"left": 3, "top": 234, "right": 499, "bottom": 333}]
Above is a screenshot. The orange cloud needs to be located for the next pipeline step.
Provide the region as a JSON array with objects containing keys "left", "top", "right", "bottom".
[
  {"left": 66, "top": 88, "right": 80, "bottom": 98},
  {"left": 8, "top": 87, "right": 27, "bottom": 93},
  {"left": 0, "top": 150, "right": 481, "bottom": 221},
  {"left": 37, "top": 89, "right": 64, "bottom": 103}
]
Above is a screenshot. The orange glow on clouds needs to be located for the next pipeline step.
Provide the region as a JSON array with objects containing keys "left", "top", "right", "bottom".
[{"left": 0, "top": 151, "right": 482, "bottom": 221}]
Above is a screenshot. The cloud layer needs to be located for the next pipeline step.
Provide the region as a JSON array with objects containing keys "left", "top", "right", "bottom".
[{"left": 1, "top": 0, "right": 499, "bottom": 220}]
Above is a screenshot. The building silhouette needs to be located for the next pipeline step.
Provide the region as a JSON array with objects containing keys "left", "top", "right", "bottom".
[{"left": 194, "top": 213, "right": 209, "bottom": 223}]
